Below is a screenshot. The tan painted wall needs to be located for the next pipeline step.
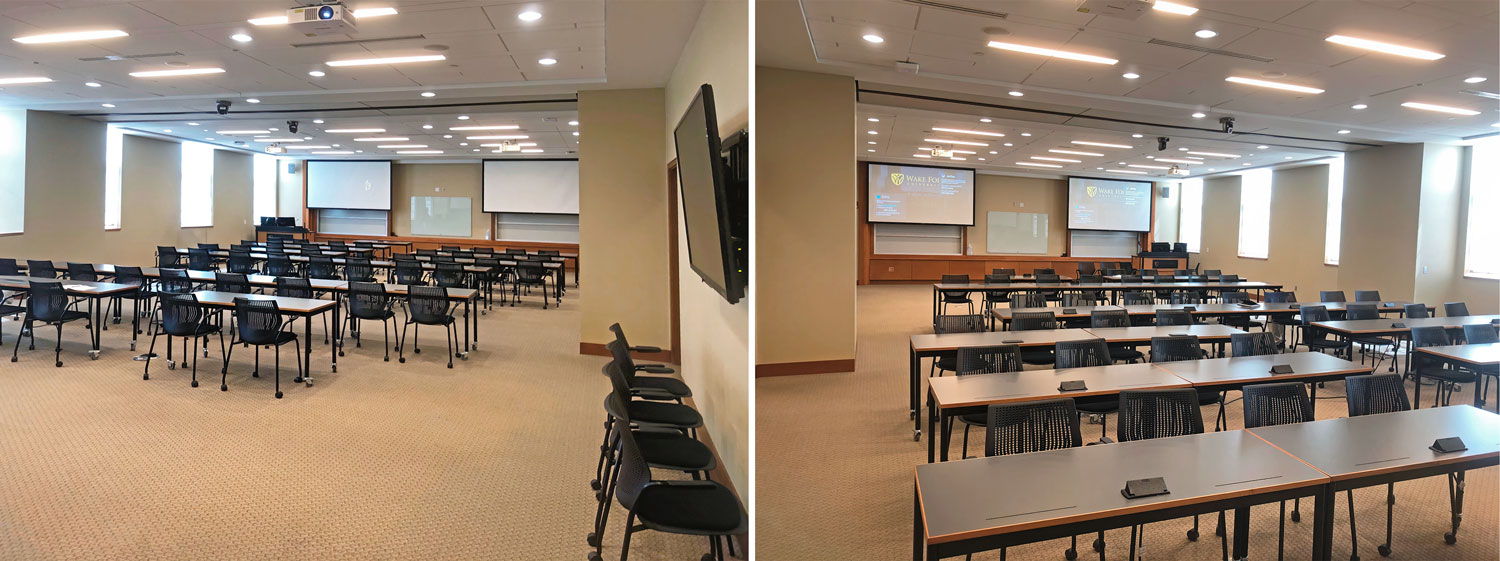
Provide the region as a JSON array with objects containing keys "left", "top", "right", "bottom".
[
  {"left": 756, "top": 66, "right": 857, "bottom": 369},
  {"left": 666, "top": 0, "right": 749, "bottom": 498},
  {"left": 1338, "top": 143, "right": 1423, "bottom": 300},
  {"left": 391, "top": 163, "right": 487, "bottom": 239},
  {"left": 1196, "top": 165, "right": 1339, "bottom": 298},
  {"left": 966, "top": 174, "right": 1068, "bottom": 256},
  {"left": 1414, "top": 144, "right": 1498, "bottom": 312},
  {"left": 577, "top": 88, "right": 671, "bottom": 352}
]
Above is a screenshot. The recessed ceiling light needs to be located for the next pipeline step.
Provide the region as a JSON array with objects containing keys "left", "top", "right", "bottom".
[
  {"left": 312, "top": 119, "right": 324, "bottom": 124},
  {"left": 101, "top": 103, "right": 115, "bottom": 108},
  {"left": 867, "top": 149, "right": 876, "bottom": 152},
  {"left": 518, "top": 10, "right": 542, "bottom": 21},
  {"left": 248, "top": 15, "right": 289, "bottom": 25},
  {"left": 1337, "top": 129, "right": 1351, "bottom": 134},
  {"left": 867, "top": 117, "right": 879, "bottom": 122},
  {"left": 932, "top": 127, "right": 1004, "bottom": 137},
  {"left": 1049, "top": 149, "right": 1104, "bottom": 157},
  {"left": 987, "top": 41, "right": 1118, "bottom": 65},
  {"left": 251, "top": 138, "right": 303, "bottom": 142},
  {"left": 1463, "top": 76, "right": 1487, "bottom": 84},
  {"left": 1071, "top": 140, "right": 1132, "bottom": 149},
  {"left": 352, "top": 7, "right": 398, "bottom": 18},
  {"left": 473, "top": 149, "right": 481, "bottom": 152},
  {"left": 1179, "top": 147, "right": 1190, "bottom": 151},
  {"left": 354, "top": 137, "right": 410, "bottom": 142},
  {"left": 1325, "top": 35, "right": 1443, "bottom": 60},
  {"left": 569, "top": 120, "right": 579, "bottom": 126},
  {"left": 572, "top": 131, "right": 579, "bottom": 136},
  {"left": 455, "top": 115, "right": 470, "bottom": 121},
  {"left": 978, "top": 158, "right": 986, "bottom": 161},
  {"left": 327, "top": 54, "right": 446, "bottom": 67},
  {"left": 1284, "top": 156, "right": 1293, "bottom": 160},
  {"left": 1152, "top": 1, "right": 1198, "bottom": 15},
  {"left": 302, "top": 136, "right": 312, "bottom": 140},
  {"left": 923, "top": 138, "right": 988, "bottom": 146},
  {"left": 1195, "top": 29, "right": 1218, "bottom": 39},
  {"left": 1106, "top": 169, "right": 1151, "bottom": 175},
  {"left": 521, "top": 149, "right": 544, "bottom": 153},
  {"left": 355, "top": 150, "right": 363, "bottom": 153},
  {"left": 0, "top": 76, "right": 52, "bottom": 85},
  {"left": 1002, "top": 143, "right": 1013, "bottom": 147},
  {"left": 1033, "top": 156, "right": 1081, "bottom": 163},
  {"left": 863, "top": 34, "right": 884, "bottom": 43},
  {"left": 868, "top": 141, "right": 877, "bottom": 145},
  {"left": 1008, "top": 91, "right": 1024, "bottom": 96},
  {"left": 163, "top": 129, "right": 172, "bottom": 133},
  {"left": 311, "top": 151, "right": 353, "bottom": 155},
  {"left": 1242, "top": 163, "right": 1251, "bottom": 166},
  {"left": 1256, "top": 145, "right": 1269, "bottom": 149},
  {"left": 420, "top": 91, "right": 435, "bottom": 97},
  {"left": 443, "top": 134, "right": 452, "bottom": 138},
  {"left": 1208, "top": 168, "right": 1217, "bottom": 171},
  {"left": 231, "top": 33, "right": 252, "bottom": 42},
  {"left": 1097, "top": 167, "right": 1105, "bottom": 170},
  {"left": 284, "top": 145, "right": 331, "bottom": 149},
  {"left": 867, "top": 130, "right": 878, "bottom": 135},
  {"left": 1154, "top": 158, "right": 1199, "bottom": 164},
  {"left": 459, "top": 142, "right": 468, "bottom": 146},
  {"left": 1016, "top": 162, "right": 1062, "bottom": 168},
  {"left": 450, "top": 125, "right": 520, "bottom": 131},
  {"left": 129, "top": 68, "right": 225, "bottom": 78},
  {"left": 1118, "top": 162, "right": 1127, "bottom": 165},
  {"left": 1351, "top": 104, "right": 1368, "bottom": 110},
  {"left": 245, "top": 98, "right": 260, "bottom": 103},
  {"left": 1400, "top": 101, "right": 1480, "bottom": 116},
  {"left": 1191, "top": 112, "right": 1206, "bottom": 118},
  {"left": 377, "top": 144, "right": 427, "bottom": 148},
  {"left": 990, "top": 150, "right": 999, "bottom": 154},
  {"left": 326, "top": 128, "right": 385, "bottom": 133},
  {"left": 1186, "top": 156, "right": 1203, "bottom": 160},
  {"left": 332, "top": 144, "right": 340, "bottom": 147},
  {"left": 1225, "top": 76, "right": 1325, "bottom": 94},
  {"left": 1131, "top": 134, "right": 1143, "bottom": 138},
  {"left": 186, "top": 122, "right": 198, "bottom": 126},
  {"left": 85, "top": 81, "right": 102, "bottom": 87},
  {"left": 1186, "top": 151, "right": 1241, "bottom": 158},
  {"left": 538, "top": 58, "right": 557, "bottom": 65},
  {"left": 979, "top": 118, "right": 992, "bottom": 123},
  {"left": 13, "top": 29, "right": 128, "bottom": 44},
  {"left": 308, "top": 70, "right": 325, "bottom": 77},
  {"left": 422, "top": 124, "right": 433, "bottom": 129},
  {"left": 1020, "top": 133, "right": 1031, "bottom": 137},
  {"left": 1122, "top": 72, "right": 1140, "bottom": 79}
]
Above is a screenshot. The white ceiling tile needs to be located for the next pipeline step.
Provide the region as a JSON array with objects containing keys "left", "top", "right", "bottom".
[
  {"left": 804, "top": 0, "right": 919, "bottom": 29},
  {"left": 500, "top": 24, "right": 604, "bottom": 52}
]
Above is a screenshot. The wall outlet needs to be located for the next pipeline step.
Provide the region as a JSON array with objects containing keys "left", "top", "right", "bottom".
[
  {"left": 1422, "top": 266, "right": 1428, "bottom": 274},
  {"left": 888, "top": 266, "right": 895, "bottom": 272}
]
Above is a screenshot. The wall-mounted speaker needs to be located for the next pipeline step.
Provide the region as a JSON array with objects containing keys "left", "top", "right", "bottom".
[
  {"left": 1158, "top": 186, "right": 1171, "bottom": 198},
  {"left": 286, "top": 162, "right": 299, "bottom": 174}
]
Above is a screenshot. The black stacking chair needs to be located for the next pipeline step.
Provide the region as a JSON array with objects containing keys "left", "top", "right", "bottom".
[
  {"left": 1149, "top": 335, "right": 1224, "bottom": 430},
  {"left": 215, "top": 272, "right": 251, "bottom": 294},
  {"left": 948, "top": 344, "right": 1022, "bottom": 459},
  {"left": 65, "top": 262, "right": 99, "bottom": 281},
  {"left": 1034, "top": 268, "right": 1056, "bottom": 275},
  {"left": 1120, "top": 274, "right": 1143, "bottom": 284},
  {"left": 1241, "top": 382, "right": 1315, "bottom": 560},
  {"left": 591, "top": 357, "right": 706, "bottom": 498},
  {"left": 306, "top": 257, "right": 339, "bottom": 280},
  {"left": 275, "top": 277, "right": 328, "bottom": 344},
  {"left": 1055, "top": 338, "right": 1119, "bottom": 445},
  {"left": 26, "top": 259, "right": 58, "bottom": 279},
  {"left": 1230, "top": 331, "right": 1277, "bottom": 357},
  {"left": 1155, "top": 309, "right": 1193, "bottom": 327},
  {"left": 187, "top": 248, "right": 215, "bottom": 271},
  {"left": 1057, "top": 294, "right": 1093, "bottom": 328},
  {"left": 472, "top": 246, "right": 494, "bottom": 255},
  {"left": 157, "top": 268, "right": 195, "bottom": 295},
  {"left": 474, "top": 257, "right": 506, "bottom": 305},
  {"left": 1264, "top": 291, "right": 1300, "bottom": 349},
  {"left": 399, "top": 286, "right": 458, "bottom": 368},
  {"left": 1036, "top": 273, "right": 1063, "bottom": 304},
  {"left": 931, "top": 314, "right": 985, "bottom": 377},
  {"left": 10, "top": 280, "right": 92, "bottom": 367},
  {"left": 343, "top": 282, "right": 395, "bottom": 362},
  {"left": 1346, "top": 303, "right": 1395, "bottom": 370},
  {"left": 1217, "top": 291, "right": 1263, "bottom": 332},
  {"left": 0, "top": 257, "right": 19, "bottom": 276},
  {"left": 1075, "top": 274, "right": 1105, "bottom": 305},
  {"left": 1409, "top": 326, "right": 1474, "bottom": 407},
  {"left": 227, "top": 251, "right": 258, "bottom": 275},
  {"left": 1091, "top": 309, "right": 1145, "bottom": 363},
  {"left": 440, "top": 245, "right": 461, "bottom": 252},
  {"left": 1077, "top": 262, "right": 1096, "bottom": 275},
  {"left": 157, "top": 246, "right": 183, "bottom": 268},
  {"left": 1344, "top": 374, "right": 1411, "bottom": 558},
  {"left": 992, "top": 268, "right": 1016, "bottom": 276},
  {"left": 144, "top": 293, "right": 223, "bottom": 388},
  {"left": 1121, "top": 290, "right": 1153, "bottom": 306},
  {"left": 106, "top": 266, "right": 151, "bottom": 339},
  {"left": 1007, "top": 292, "right": 1044, "bottom": 309},
  {"left": 1319, "top": 290, "right": 1346, "bottom": 303},
  {"left": 1169, "top": 291, "right": 1202, "bottom": 305},
  {"left": 506, "top": 248, "right": 527, "bottom": 256},
  {"left": 434, "top": 262, "right": 467, "bottom": 289},
  {"left": 938, "top": 274, "right": 972, "bottom": 317},
  {"left": 343, "top": 258, "right": 377, "bottom": 283},
  {"left": 197, "top": 243, "right": 221, "bottom": 252},
  {"left": 606, "top": 338, "right": 691, "bottom": 402},
  {"left": 1464, "top": 324, "right": 1500, "bottom": 406},
  {"left": 513, "top": 261, "right": 554, "bottom": 308},
  {"left": 1404, "top": 303, "right": 1429, "bottom": 318},
  {"left": 1354, "top": 290, "right": 1381, "bottom": 302},
  {"left": 264, "top": 256, "right": 296, "bottom": 278},
  {"left": 1444, "top": 302, "right": 1469, "bottom": 317},
  {"left": 1298, "top": 306, "right": 1350, "bottom": 357},
  {"left": 1011, "top": 311, "right": 1058, "bottom": 366},
  {"left": 1117, "top": 388, "right": 1220, "bottom": 556},
  {"left": 983, "top": 273, "right": 1010, "bottom": 284},
  {"left": 223, "top": 298, "right": 300, "bottom": 398},
  {"left": 1201, "top": 269, "right": 1222, "bottom": 280},
  {"left": 1150, "top": 274, "right": 1176, "bottom": 302},
  {"left": 0, "top": 286, "right": 22, "bottom": 350},
  {"left": 394, "top": 260, "right": 426, "bottom": 286},
  {"left": 984, "top": 398, "right": 1096, "bottom": 561}
]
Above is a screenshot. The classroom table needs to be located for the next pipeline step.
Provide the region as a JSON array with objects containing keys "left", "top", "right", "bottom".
[
  {"left": 1079, "top": 324, "right": 1242, "bottom": 356},
  {"left": 932, "top": 281, "right": 1284, "bottom": 319},
  {"left": 0, "top": 275, "right": 141, "bottom": 360},
  {"left": 913, "top": 429, "right": 1330, "bottom": 561},
  {"left": 1415, "top": 342, "right": 1500, "bottom": 410},
  {"left": 188, "top": 290, "right": 336, "bottom": 398},
  {"left": 1312, "top": 315, "right": 1500, "bottom": 375},
  {"left": 1153, "top": 351, "right": 1373, "bottom": 418},
  {"left": 1246, "top": 405, "right": 1500, "bottom": 561},
  {"left": 987, "top": 301, "right": 1422, "bottom": 331}
]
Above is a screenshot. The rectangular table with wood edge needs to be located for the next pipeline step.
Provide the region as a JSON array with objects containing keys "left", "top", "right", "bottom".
[
  {"left": 933, "top": 281, "right": 1284, "bottom": 320},
  {"left": 1151, "top": 352, "right": 1373, "bottom": 418},
  {"left": 1246, "top": 406, "right": 1500, "bottom": 561},
  {"left": 0, "top": 276, "right": 141, "bottom": 361},
  {"left": 376, "top": 283, "right": 482, "bottom": 359},
  {"left": 1313, "top": 315, "right": 1500, "bottom": 379},
  {"left": 188, "top": 290, "right": 336, "bottom": 397},
  {"left": 1080, "top": 324, "right": 1243, "bottom": 357},
  {"left": 1416, "top": 342, "right": 1500, "bottom": 410},
  {"left": 913, "top": 430, "right": 1330, "bottom": 561},
  {"left": 984, "top": 302, "right": 1422, "bottom": 331},
  {"left": 925, "top": 362, "right": 1191, "bottom": 462}
]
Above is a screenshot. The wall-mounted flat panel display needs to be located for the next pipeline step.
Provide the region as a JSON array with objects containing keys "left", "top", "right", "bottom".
[
  {"left": 482, "top": 160, "right": 579, "bottom": 214},
  {"left": 1067, "top": 176, "right": 1153, "bottom": 232},
  {"left": 867, "top": 163, "right": 975, "bottom": 225},
  {"left": 306, "top": 160, "right": 392, "bottom": 210}
]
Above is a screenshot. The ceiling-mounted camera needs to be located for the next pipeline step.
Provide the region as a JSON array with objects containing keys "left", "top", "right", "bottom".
[
  {"left": 287, "top": 120, "right": 299, "bottom": 134},
  {"left": 215, "top": 99, "right": 231, "bottom": 115},
  {"left": 1219, "top": 116, "right": 1235, "bottom": 134},
  {"left": 1157, "top": 136, "right": 1169, "bottom": 151}
]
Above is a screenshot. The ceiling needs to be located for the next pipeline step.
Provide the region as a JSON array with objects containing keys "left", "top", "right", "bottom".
[
  {"left": 0, "top": 0, "right": 707, "bottom": 159},
  {"left": 762, "top": 0, "right": 1499, "bottom": 179}
]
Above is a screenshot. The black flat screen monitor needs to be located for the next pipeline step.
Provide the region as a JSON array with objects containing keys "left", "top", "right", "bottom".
[
  {"left": 674, "top": 84, "right": 743, "bottom": 304},
  {"left": 260, "top": 216, "right": 276, "bottom": 227},
  {"left": 276, "top": 217, "right": 296, "bottom": 227}
]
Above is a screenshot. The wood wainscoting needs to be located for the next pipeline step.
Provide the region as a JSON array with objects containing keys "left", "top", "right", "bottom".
[
  {"left": 866, "top": 254, "right": 1125, "bottom": 283},
  {"left": 311, "top": 233, "right": 579, "bottom": 274}
]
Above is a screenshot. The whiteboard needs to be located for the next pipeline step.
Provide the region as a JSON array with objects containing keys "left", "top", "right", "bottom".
[
  {"left": 411, "top": 196, "right": 472, "bottom": 237},
  {"left": 986, "top": 211, "right": 1048, "bottom": 254},
  {"left": 1071, "top": 230, "right": 1138, "bottom": 258},
  {"left": 307, "top": 161, "right": 391, "bottom": 210},
  {"left": 482, "top": 160, "right": 579, "bottom": 214}
]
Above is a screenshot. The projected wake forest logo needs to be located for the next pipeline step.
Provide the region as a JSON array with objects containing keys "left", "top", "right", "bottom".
[
  {"left": 1086, "top": 184, "right": 1098, "bottom": 197},
  {"left": 890, "top": 173, "right": 904, "bottom": 186},
  {"left": 891, "top": 172, "right": 944, "bottom": 187}
]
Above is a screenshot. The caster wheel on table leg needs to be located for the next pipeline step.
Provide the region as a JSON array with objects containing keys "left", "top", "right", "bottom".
[
  {"left": 399, "top": 357, "right": 406, "bottom": 363},
  {"left": 220, "top": 384, "right": 227, "bottom": 392},
  {"left": 294, "top": 376, "right": 303, "bottom": 383},
  {"left": 130, "top": 342, "right": 136, "bottom": 351},
  {"left": 339, "top": 351, "right": 345, "bottom": 357},
  {"left": 275, "top": 391, "right": 283, "bottom": 399},
  {"left": 1291, "top": 511, "right": 1301, "bottom": 523},
  {"left": 587, "top": 532, "right": 600, "bottom": 547},
  {"left": 913, "top": 430, "right": 921, "bottom": 441},
  {"left": 1187, "top": 529, "right": 1199, "bottom": 541},
  {"left": 56, "top": 361, "right": 63, "bottom": 367},
  {"left": 143, "top": 373, "right": 149, "bottom": 380},
  {"left": 1378, "top": 545, "right": 1391, "bottom": 557},
  {"left": 168, "top": 362, "right": 176, "bottom": 371},
  {"left": 252, "top": 371, "right": 259, "bottom": 378},
  {"left": 1064, "top": 547, "right": 1077, "bottom": 560},
  {"left": 1444, "top": 533, "right": 1457, "bottom": 544},
  {"left": 191, "top": 380, "right": 198, "bottom": 388},
  {"left": 414, "top": 348, "right": 421, "bottom": 354}
]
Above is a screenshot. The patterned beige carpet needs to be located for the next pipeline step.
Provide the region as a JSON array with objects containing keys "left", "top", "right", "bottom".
[
  {"left": 756, "top": 284, "right": 1498, "bottom": 561},
  {"left": 0, "top": 288, "right": 716, "bottom": 560}
]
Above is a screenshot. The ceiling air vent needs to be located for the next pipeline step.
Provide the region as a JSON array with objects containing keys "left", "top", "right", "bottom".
[
  {"left": 292, "top": 34, "right": 426, "bottom": 48},
  {"left": 78, "top": 52, "right": 183, "bottom": 62},
  {"left": 1461, "top": 89, "right": 1500, "bottom": 101},
  {"left": 900, "top": 0, "right": 1008, "bottom": 19},
  {"left": 1147, "top": 38, "right": 1274, "bottom": 62}
]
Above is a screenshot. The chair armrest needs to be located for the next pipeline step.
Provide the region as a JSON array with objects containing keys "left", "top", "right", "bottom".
[
  {"left": 629, "top": 345, "right": 662, "bottom": 354},
  {"left": 637, "top": 365, "right": 675, "bottom": 374}
]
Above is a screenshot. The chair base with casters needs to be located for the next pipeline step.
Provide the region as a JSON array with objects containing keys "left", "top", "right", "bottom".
[
  {"left": 397, "top": 290, "right": 461, "bottom": 369},
  {"left": 144, "top": 322, "right": 224, "bottom": 387},
  {"left": 10, "top": 302, "right": 94, "bottom": 368},
  {"left": 221, "top": 299, "right": 303, "bottom": 399}
]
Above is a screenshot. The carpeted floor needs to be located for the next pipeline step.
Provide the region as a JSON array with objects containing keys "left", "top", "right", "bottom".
[
  {"left": 0, "top": 287, "right": 714, "bottom": 561},
  {"left": 756, "top": 284, "right": 1499, "bottom": 561}
]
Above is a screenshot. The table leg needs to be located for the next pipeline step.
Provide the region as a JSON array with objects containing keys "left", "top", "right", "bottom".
[
  {"left": 938, "top": 407, "right": 952, "bottom": 462},
  {"left": 90, "top": 297, "right": 101, "bottom": 357},
  {"left": 132, "top": 287, "right": 140, "bottom": 350},
  {"left": 331, "top": 297, "right": 340, "bottom": 373},
  {"left": 926, "top": 393, "right": 936, "bottom": 463},
  {"left": 1312, "top": 486, "right": 1333, "bottom": 561},
  {"left": 913, "top": 483, "right": 925, "bottom": 561},
  {"left": 1413, "top": 366, "right": 1422, "bottom": 409},
  {"left": 1232, "top": 506, "right": 1249, "bottom": 560},
  {"left": 911, "top": 345, "right": 921, "bottom": 440},
  {"left": 463, "top": 298, "right": 472, "bottom": 353},
  {"left": 301, "top": 313, "right": 312, "bottom": 386}
]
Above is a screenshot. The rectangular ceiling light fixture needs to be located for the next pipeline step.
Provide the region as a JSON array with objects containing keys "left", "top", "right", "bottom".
[
  {"left": 353, "top": 7, "right": 399, "bottom": 17},
  {"left": 354, "top": 137, "right": 409, "bottom": 142},
  {"left": 931, "top": 127, "right": 1005, "bottom": 137},
  {"left": 1399, "top": 101, "right": 1480, "bottom": 116},
  {"left": 377, "top": 144, "right": 427, "bottom": 148},
  {"left": 216, "top": 130, "right": 269, "bottom": 135},
  {"left": 1152, "top": 1, "right": 1199, "bottom": 15},
  {"left": 1153, "top": 158, "right": 1199, "bottom": 164},
  {"left": 923, "top": 137, "right": 988, "bottom": 146},
  {"left": 912, "top": 154, "right": 932, "bottom": 158},
  {"left": 311, "top": 150, "right": 354, "bottom": 155},
  {"left": 1016, "top": 162, "right": 1063, "bottom": 168},
  {"left": 449, "top": 125, "right": 520, "bottom": 131},
  {"left": 129, "top": 68, "right": 225, "bottom": 78},
  {"left": 325, "top": 128, "right": 385, "bottom": 133},
  {"left": 1106, "top": 169, "right": 1150, "bottom": 174},
  {"left": 249, "top": 15, "right": 290, "bottom": 25},
  {"left": 467, "top": 135, "right": 530, "bottom": 140},
  {"left": 0, "top": 76, "right": 52, "bottom": 85},
  {"left": 1325, "top": 35, "right": 1444, "bottom": 60},
  {"left": 1071, "top": 140, "right": 1132, "bottom": 149},
  {"left": 396, "top": 150, "right": 442, "bottom": 154},
  {"left": 1225, "top": 76, "right": 1325, "bottom": 94},
  {"left": 284, "top": 145, "right": 332, "bottom": 149},
  {"left": 1127, "top": 164, "right": 1170, "bottom": 170},
  {"left": 520, "top": 149, "right": 544, "bottom": 153},
  {"left": 1032, "top": 156, "right": 1081, "bottom": 163},
  {"left": 1185, "top": 151, "right": 1241, "bottom": 158},
  {"left": 1049, "top": 149, "right": 1103, "bottom": 157},
  {"left": 326, "top": 54, "right": 446, "bottom": 67},
  {"left": 14, "top": 29, "right": 128, "bottom": 44},
  {"left": 252, "top": 138, "right": 304, "bottom": 142},
  {"left": 987, "top": 41, "right": 1118, "bottom": 65}
]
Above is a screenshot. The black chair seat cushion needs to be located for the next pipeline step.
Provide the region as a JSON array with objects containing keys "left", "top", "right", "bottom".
[
  {"left": 42, "top": 310, "right": 91, "bottom": 324},
  {"left": 1020, "top": 348, "right": 1055, "bottom": 365},
  {"left": 634, "top": 482, "right": 745, "bottom": 535},
  {"left": 1305, "top": 339, "right": 1348, "bottom": 350},
  {"left": 1414, "top": 366, "right": 1476, "bottom": 384},
  {"left": 626, "top": 401, "right": 703, "bottom": 428},
  {"left": 0, "top": 304, "right": 22, "bottom": 316},
  {"left": 415, "top": 316, "right": 456, "bottom": 326},
  {"left": 247, "top": 331, "right": 298, "bottom": 346},
  {"left": 1197, "top": 388, "right": 1222, "bottom": 405},
  {"left": 1353, "top": 336, "right": 1395, "bottom": 346},
  {"left": 635, "top": 430, "right": 715, "bottom": 472},
  {"left": 169, "top": 323, "right": 220, "bottom": 337},
  {"left": 353, "top": 309, "right": 396, "bottom": 321},
  {"left": 1108, "top": 347, "right": 1144, "bottom": 362},
  {"left": 633, "top": 375, "right": 692, "bottom": 397},
  {"left": 1076, "top": 399, "right": 1119, "bottom": 414},
  {"left": 957, "top": 412, "right": 986, "bottom": 426}
]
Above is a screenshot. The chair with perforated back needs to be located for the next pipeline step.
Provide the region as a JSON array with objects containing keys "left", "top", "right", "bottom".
[
  {"left": 1076, "top": 274, "right": 1105, "bottom": 305},
  {"left": 1404, "top": 303, "right": 1429, "bottom": 318},
  {"left": 991, "top": 268, "right": 1015, "bottom": 277},
  {"left": 65, "top": 262, "right": 99, "bottom": 282},
  {"left": 1241, "top": 381, "right": 1315, "bottom": 558},
  {"left": 187, "top": 248, "right": 215, "bottom": 272},
  {"left": 307, "top": 257, "right": 339, "bottom": 280},
  {"left": 0, "top": 258, "right": 18, "bottom": 276},
  {"left": 343, "top": 282, "right": 395, "bottom": 362},
  {"left": 930, "top": 314, "right": 985, "bottom": 377},
  {"left": 1342, "top": 374, "right": 1411, "bottom": 558},
  {"left": 1410, "top": 326, "right": 1474, "bottom": 407},
  {"left": 1354, "top": 290, "right": 1381, "bottom": 302},
  {"left": 985, "top": 398, "right": 1096, "bottom": 561},
  {"left": 1299, "top": 305, "right": 1351, "bottom": 357},
  {"left": 1230, "top": 331, "right": 1277, "bottom": 357},
  {"left": 157, "top": 246, "right": 183, "bottom": 268},
  {"left": 1121, "top": 291, "right": 1153, "bottom": 305},
  {"left": 606, "top": 338, "right": 690, "bottom": 402},
  {"left": 26, "top": 260, "right": 58, "bottom": 279},
  {"left": 10, "top": 280, "right": 92, "bottom": 367},
  {"left": 1202, "top": 269, "right": 1222, "bottom": 280},
  {"left": 144, "top": 293, "right": 223, "bottom": 387},
  {"left": 938, "top": 274, "right": 973, "bottom": 317},
  {"left": 513, "top": 261, "right": 555, "bottom": 308},
  {"left": 949, "top": 344, "right": 1023, "bottom": 459},
  {"left": 1346, "top": 303, "right": 1395, "bottom": 370},
  {"left": 1444, "top": 302, "right": 1469, "bottom": 317},
  {"left": 1263, "top": 291, "right": 1300, "bottom": 349},
  {"left": 0, "top": 280, "right": 22, "bottom": 349},
  {"left": 399, "top": 286, "right": 458, "bottom": 368},
  {"left": 1155, "top": 309, "right": 1193, "bottom": 327},
  {"left": 1150, "top": 335, "right": 1225, "bottom": 430},
  {"left": 275, "top": 277, "right": 328, "bottom": 344},
  {"left": 1120, "top": 274, "right": 1143, "bottom": 284},
  {"left": 215, "top": 272, "right": 251, "bottom": 294},
  {"left": 1320, "top": 290, "right": 1346, "bottom": 303},
  {"left": 1011, "top": 311, "right": 1058, "bottom": 366},
  {"left": 1117, "top": 388, "right": 1218, "bottom": 554},
  {"left": 1034, "top": 268, "right": 1055, "bottom": 275},
  {"left": 100, "top": 265, "right": 150, "bottom": 334},
  {"left": 983, "top": 273, "right": 1011, "bottom": 284},
  {"left": 228, "top": 251, "right": 258, "bottom": 275},
  {"left": 222, "top": 297, "right": 299, "bottom": 398},
  {"left": 344, "top": 258, "right": 377, "bottom": 283},
  {"left": 264, "top": 256, "right": 296, "bottom": 278},
  {"left": 1464, "top": 324, "right": 1499, "bottom": 345},
  {"left": 1077, "top": 262, "right": 1096, "bottom": 275},
  {"left": 433, "top": 262, "right": 467, "bottom": 289},
  {"left": 1169, "top": 291, "right": 1202, "bottom": 305},
  {"left": 1057, "top": 293, "right": 1094, "bottom": 328},
  {"left": 1092, "top": 309, "right": 1145, "bottom": 363},
  {"left": 157, "top": 268, "right": 194, "bottom": 295},
  {"left": 1056, "top": 338, "right": 1120, "bottom": 446},
  {"left": 395, "top": 260, "right": 425, "bottom": 286},
  {"left": 1008, "top": 292, "right": 1043, "bottom": 309}
]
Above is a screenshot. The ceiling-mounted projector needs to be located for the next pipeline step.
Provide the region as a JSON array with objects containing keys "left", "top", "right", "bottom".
[
  {"left": 265, "top": 144, "right": 286, "bottom": 154},
  {"left": 288, "top": 2, "right": 356, "bottom": 35},
  {"left": 1168, "top": 165, "right": 1190, "bottom": 176},
  {"left": 930, "top": 146, "right": 953, "bottom": 158},
  {"left": 495, "top": 141, "right": 521, "bottom": 153}
]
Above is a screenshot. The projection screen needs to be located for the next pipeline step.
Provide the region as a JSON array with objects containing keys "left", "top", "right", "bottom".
[
  {"left": 482, "top": 160, "right": 580, "bottom": 214},
  {"left": 306, "top": 160, "right": 392, "bottom": 210}
]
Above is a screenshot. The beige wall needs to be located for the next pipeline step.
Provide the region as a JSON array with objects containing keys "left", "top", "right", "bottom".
[
  {"left": 391, "top": 163, "right": 487, "bottom": 239},
  {"left": 666, "top": 0, "right": 749, "bottom": 497},
  {"left": 756, "top": 65, "right": 857, "bottom": 368},
  {"left": 966, "top": 174, "right": 1068, "bottom": 256},
  {"left": 1195, "top": 165, "right": 1339, "bottom": 298},
  {"left": 1414, "top": 144, "right": 1498, "bottom": 312},
  {"left": 277, "top": 159, "right": 303, "bottom": 224},
  {"left": 1339, "top": 143, "right": 1424, "bottom": 300}
]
